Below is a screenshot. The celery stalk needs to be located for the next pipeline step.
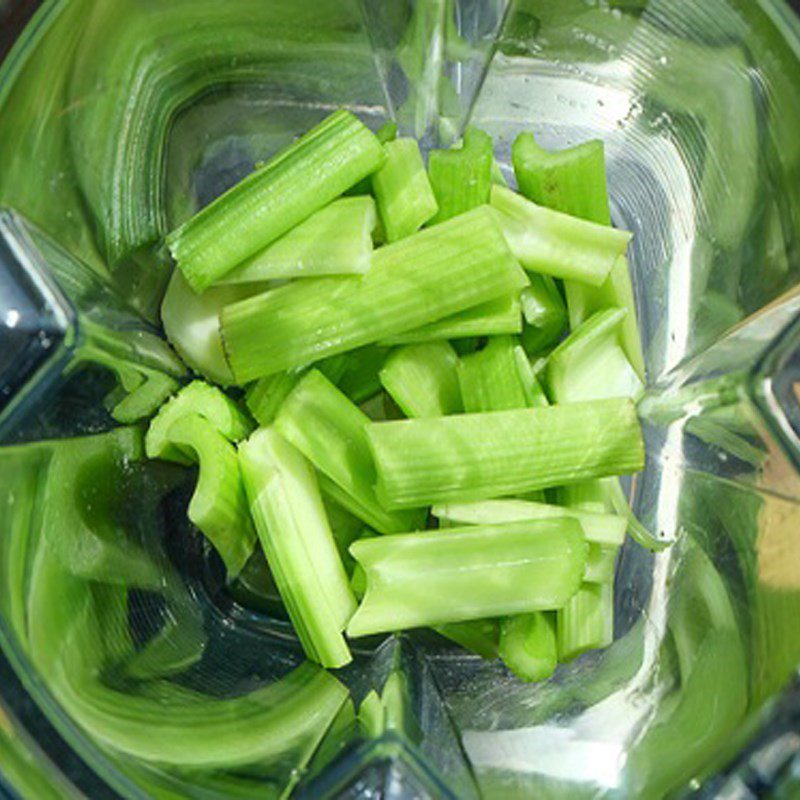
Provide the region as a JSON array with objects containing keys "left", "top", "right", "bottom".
[
  {"left": 245, "top": 372, "right": 303, "bottom": 426},
  {"left": 491, "top": 185, "right": 631, "bottom": 286},
  {"left": 346, "top": 519, "right": 587, "bottom": 636},
  {"left": 221, "top": 207, "right": 528, "bottom": 381},
  {"left": 436, "top": 620, "right": 500, "bottom": 659},
  {"left": 458, "top": 336, "right": 529, "bottom": 412},
  {"left": 499, "top": 612, "right": 557, "bottom": 682},
  {"left": 239, "top": 428, "right": 355, "bottom": 668},
  {"left": 333, "top": 345, "right": 391, "bottom": 405},
  {"left": 379, "top": 342, "right": 462, "bottom": 418},
  {"left": 274, "top": 370, "right": 425, "bottom": 534},
  {"left": 367, "top": 399, "right": 644, "bottom": 508},
  {"left": 168, "top": 110, "right": 385, "bottom": 291},
  {"left": 217, "top": 197, "right": 376, "bottom": 283},
  {"left": 514, "top": 346, "right": 549, "bottom": 408},
  {"left": 557, "top": 581, "right": 614, "bottom": 661},
  {"left": 373, "top": 138, "right": 438, "bottom": 241},
  {"left": 585, "top": 544, "right": 618, "bottom": 584},
  {"left": 520, "top": 274, "right": 568, "bottom": 356}
]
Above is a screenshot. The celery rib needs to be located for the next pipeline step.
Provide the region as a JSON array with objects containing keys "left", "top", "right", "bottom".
[
  {"left": 458, "top": 337, "right": 529, "bottom": 413},
  {"left": 499, "top": 612, "right": 558, "bottom": 682}
]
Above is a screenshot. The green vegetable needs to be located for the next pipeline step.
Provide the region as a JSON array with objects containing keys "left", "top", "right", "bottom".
[
  {"left": 557, "top": 581, "right": 614, "bottom": 661},
  {"left": 332, "top": 345, "right": 391, "bottom": 404},
  {"left": 428, "top": 127, "right": 493, "bottom": 223},
  {"left": 217, "top": 197, "right": 376, "bottom": 283},
  {"left": 520, "top": 274, "right": 568, "bottom": 355},
  {"left": 458, "top": 336, "right": 529, "bottom": 412},
  {"left": 491, "top": 185, "right": 631, "bottom": 286},
  {"left": 373, "top": 138, "right": 438, "bottom": 241},
  {"left": 499, "top": 612, "right": 558, "bottom": 682},
  {"left": 346, "top": 120, "right": 399, "bottom": 196},
  {"left": 274, "top": 370, "right": 425, "bottom": 534},
  {"left": 347, "top": 519, "right": 587, "bottom": 636},
  {"left": 380, "top": 341, "right": 462, "bottom": 418},
  {"left": 245, "top": 371, "right": 303, "bottom": 426},
  {"left": 221, "top": 206, "right": 528, "bottom": 381},
  {"left": 168, "top": 110, "right": 385, "bottom": 291},
  {"left": 436, "top": 619, "right": 500, "bottom": 659},
  {"left": 367, "top": 398, "right": 644, "bottom": 508},
  {"left": 239, "top": 427, "right": 355, "bottom": 668},
  {"left": 514, "top": 346, "right": 549, "bottom": 407}
]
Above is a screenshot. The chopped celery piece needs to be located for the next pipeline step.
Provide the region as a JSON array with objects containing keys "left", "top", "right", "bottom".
[
  {"left": 168, "top": 110, "right": 385, "bottom": 291},
  {"left": 347, "top": 121, "right": 400, "bottom": 196},
  {"left": 380, "top": 341, "right": 462, "bottom": 418},
  {"left": 428, "top": 127, "right": 493, "bottom": 224},
  {"left": 217, "top": 197, "right": 376, "bottom": 283},
  {"left": 145, "top": 380, "right": 253, "bottom": 464},
  {"left": 514, "top": 346, "right": 549, "bottom": 407},
  {"left": 367, "top": 399, "right": 644, "bottom": 508},
  {"left": 347, "top": 519, "right": 587, "bottom": 636},
  {"left": 334, "top": 345, "right": 391, "bottom": 404},
  {"left": 162, "top": 414, "right": 256, "bottom": 577},
  {"left": 274, "top": 370, "right": 425, "bottom": 534},
  {"left": 458, "top": 337, "right": 529, "bottom": 413},
  {"left": 381, "top": 293, "right": 522, "bottom": 345},
  {"left": 322, "top": 496, "right": 366, "bottom": 576},
  {"left": 557, "top": 581, "right": 614, "bottom": 661},
  {"left": 491, "top": 158, "right": 509, "bottom": 187},
  {"left": 358, "top": 691, "right": 385, "bottom": 738},
  {"left": 105, "top": 370, "right": 180, "bottom": 425},
  {"left": 161, "top": 269, "right": 263, "bottom": 386},
  {"left": 520, "top": 274, "right": 568, "bottom": 355},
  {"left": 239, "top": 428, "right": 355, "bottom": 668},
  {"left": 436, "top": 620, "right": 500, "bottom": 659},
  {"left": 490, "top": 185, "right": 631, "bottom": 286},
  {"left": 221, "top": 207, "right": 528, "bottom": 381},
  {"left": 499, "top": 612, "right": 557, "bottom": 682},
  {"left": 245, "top": 371, "right": 303, "bottom": 426},
  {"left": 432, "top": 499, "right": 626, "bottom": 547},
  {"left": 373, "top": 138, "right": 438, "bottom": 241},
  {"left": 586, "top": 544, "right": 618, "bottom": 584}
]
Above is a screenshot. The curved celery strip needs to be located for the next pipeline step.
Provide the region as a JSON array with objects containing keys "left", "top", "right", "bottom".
[
  {"left": 168, "top": 110, "right": 385, "bottom": 291},
  {"left": 367, "top": 399, "right": 644, "bottom": 508},
  {"left": 217, "top": 197, "right": 376, "bottom": 283},
  {"left": 239, "top": 428, "right": 355, "bottom": 668},
  {"left": 347, "top": 519, "right": 587, "bottom": 636},
  {"left": 499, "top": 612, "right": 557, "bottom": 682},
  {"left": 491, "top": 185, "right": 631, "bottom": 286}
]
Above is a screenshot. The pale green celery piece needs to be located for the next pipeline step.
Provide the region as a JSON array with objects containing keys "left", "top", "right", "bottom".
[
  {"left": 380, "top": 293, "right": 523, "bottom": 345},
  {"left": 165, "top": 414, "right": 256, "bottom": 578},
  {"left": 428, "top": 127, "right": 494, "bottom": 224},
  {"left": 351, "top": 563, "right": 367, "bottom": 598},
  {"left": 347, "top": 519, "right": 587, "bottom": 636},
  {"left": 275, "top": 370, "right": 425, "bottom": 534},
  {"left": 432, "top": 499, "right": 626, "bottom": 547},
  {"left": 458, "top": 337, "right": 529, "bottom": 412},
  {"left": 380, "top": 341, "right": 462, "bottom": 418},
  {"left": 161, "top": 269, "right": 266, "bottom": 386},
  {"left": 368, "top": 399, "right": 644, "bottom": 508},
  {"left": 221, "top": 206, "right": 528, "bottom": 381},
  {"left": 499, "top": 612, "right": 557, "bottom": 682},
  {"left": 557, "top": 581, "right": 614, "bottom": 661},
  {"left": 373, "top": 138, "right": 438, "bottom": 241},
  {"left": 519, "top": 273, "right": 568, "bottom": 357},
  {"left": 490, "top": 185, "right": 631, "bottom": 286},
  {"left": 585, "top": 543, "right": 618, "bottom": 584},
  {"left": 246, "top": 371, "right": 304, "bottom": 426},
  {"left": 322, "top": 495, "right": 367, "bottom": 576},
  {"left": 514, "top": 346, "right": 549, "bottom": 407},
  {"left": 107, "top": 370, "right": 180, "bottom": 424},
  {"left": 358, "top": 690, "right": 385, "bottom": 739},
  {"left": 381, "top": 671, "right": 422, "bottom": 744},
  {"left": 436, "top": 619, "right": 500, "bottom": 659},
  {"left": 168, "top": 110, "right": 386, "bottom": 291},
  {"left": 146, "top": 380, "right": 253, "bottom": 464},
  {"left": 346, "top": 121, "right": 399, "bottom": 197},
  {"left": 217, "top": 197, "right": 376, "bottom": 283},
  {"left": 239, "top": 427, "right": 355, "bottom": 668}
]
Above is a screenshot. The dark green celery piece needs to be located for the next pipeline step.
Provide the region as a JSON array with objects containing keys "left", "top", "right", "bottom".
[
  {"left": 499, "top": 612, "right": 558, "bottom": 682},
  {"left": 381, "top": 294, "right": 523, "bottom": 345},
  {"left": 168, "top": 110, "right": 385, "bottom": 291},
  {"left": 347, "top": 519, "right": 586, "bottom": 636},
  {"left": 145, "top": 380, "right": 253, "bottom": 464},
  {"left": 274, "top": 370, "right": 425, "bottom": 534},
  {"left": 373, "top": 138, "right": 438, "bottom": 241},
  {"left": 458, "top": 336, "right": 529, "bottom": 413},
  {"left": 221, "top": 206, "right": 528, "bottom": 381},
  {"left": 380, "top": 341, "right": 463, "bottom": 418},
  {"left": 436, "top": 620, "right": 500, "bottom": 659},
  {"left": 334, "top": 345, "right": 392, "bottom": 404},
  {"left": 367, "top": 399, "right": 644, "bottom": 508},
  {"left": 217, "top": 197, "right": 376, "bottom": 283},
  {"left": 246, "top": 371, "right": 303, "bottom": 426},
  {"left": 428, "top": 127, "right": 493, "bottom": 224},
  {"left": 491, "top": 185, "right": 631, "bottom": 286},
  {"left": 557, "top": 581, "right": 614, "bottom": 661},
  {"left": 239, "top": 428, "right": 355, "bottom": 668},
  {"left": 520, "top": 274, "right": 568, "bottom": 355}
]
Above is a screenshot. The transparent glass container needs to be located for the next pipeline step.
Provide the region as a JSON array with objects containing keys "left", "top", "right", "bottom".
[{"left": 0, "top": 0, "right": 799, "bottom": 797}]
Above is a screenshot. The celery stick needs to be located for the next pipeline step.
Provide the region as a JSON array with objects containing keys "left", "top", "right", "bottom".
[
  {"left": 274, "top": 370, "right": 425, "bottom": 534},
  {"left": 168, "top": 110, "right": 385, "bottom": 292},
  {"left": 239, "top": 428, "right": 355, "bottom": 668},
  {"left": 380, "top": 342, "right": 462, "bottom": 418},
  {"left": 499, "top": 612, "right": 557, "bottom": 682},
  {"left": 436, "top": 620, "right": 500, "bottom": 659},
  {"left": 346, "top": 121, "right": 399, "bottom": 197},
  {"left": 146, "top": 380, "right": 253, "bottom": 464},
  {"left": 428, "top": 127, "right": 493, "bottom": 224},
  {"left": 367, "top": 399, "right": 644, "bottom": 508},
  {"left": 458, "top": 337, "right": 529, "bottom": 412},
  {"left": 358, "top": 691, "right": 385, "bottom": 739},
  {"left": 491, "top": 185, "right": 631, "bottom": 286},
  {"left": 221, "top": 207, "right": 528, "bottom": 381},
  {"left": 105, "top": 370, "right": 180, "bottom": 425},
  {"left": 381, "top": 294, "right": 522, "bottom": 345},
  {"left": 164, "top": 414, "right": 256, "bottom": 577},
  {"left": 557, "top": 581, "right": 614, "bottom": 661},
  {"left": 217, "top": 197, "right": 376, "bottom": 283},
  {"left": 245, "top": 372, "right": 303, "bottom": 426},
  {"left": 586, "top": 544, "right": 618, "bottom": 584},
  {"left": 334, "top": 345, "right": 391, "bottom": 404},
  {"left": 373, "top": 138, "right": 438, "bottom": 241},
  {"left": 432, "top": 500, "right": 626, "bottom": 547},
  {"left": 322, "top": 496, "right": 366, "bottom": 576},
  {"left": 514, "top": 346, "right": 549, "bottom": 408},
  {"left": 346, "top": 519, "right": 587, "bottom": 636},
  {"left": 520, "top": 274, "right": 568, "bottom": 355}
]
